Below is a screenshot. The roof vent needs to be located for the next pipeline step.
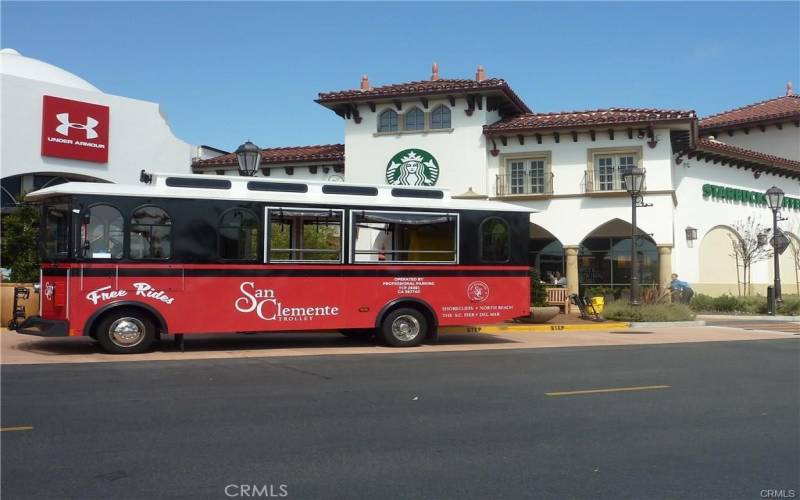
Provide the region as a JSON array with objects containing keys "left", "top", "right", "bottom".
[
  {"left": 431, "top": 62, "right": 440, "bottom": 81},
  {"left": 360, "top": 74, "right": 370, "bottom": 91},
  {"left": 453, "top": 187, "right": 487, "bottom": 200},
  {"left": 476, "top": 65, "right": 486, "bottom": 82}
]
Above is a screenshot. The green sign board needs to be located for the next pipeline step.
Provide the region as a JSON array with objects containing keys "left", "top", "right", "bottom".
[
  {"left": 702, "top": 183, "right": 800, "bottom": 210},
  {"left": 386, "top": 149, "right": 440, "bottom": 186}
]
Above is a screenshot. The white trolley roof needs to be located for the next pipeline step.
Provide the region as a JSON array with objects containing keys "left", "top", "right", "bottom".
[{"left": 26, "top": 172, "right": 536, "bottom": 213}]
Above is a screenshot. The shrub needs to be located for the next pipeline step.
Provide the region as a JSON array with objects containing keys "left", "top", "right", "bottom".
[
  {"left": 778, "top": 296, "right": 800, "bottom": 315},
  {"left": 601, "top": 301, "right": 695, "bottom": 322},
  {"left": 711, "top": 294, "right": 740, "bottom": 312},
  {"left": 690, "top": 293, "right": 715, "bottom": 312}
]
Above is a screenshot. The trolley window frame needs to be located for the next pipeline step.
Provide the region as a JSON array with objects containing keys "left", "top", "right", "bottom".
[
  {"left": 349, "top": 209, "right": 460, "bottom": 265},
  {"left": 264, "top": 206, "right": 345, "bottom": 264}
]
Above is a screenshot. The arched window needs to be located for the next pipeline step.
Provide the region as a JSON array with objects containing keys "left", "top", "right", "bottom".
[
  {"left": 480, "top": 217, "right": 510, "bottom": 262},
  {"left": 130, "top": 206, "right": 171, "bottom": 260},
  {"left": 431, "top": 105, "right": 451, "bottom": 129},
  {"left": 219, "top": 208, "right": 259, "bottom": 260},
  {"left": 81, "top": 204, "right": 124, "bottom": 259},
  {"left": 378, "top": 109, "right": 399, "bottom": 132},
  {"left": 404, "top": 107, "right": 425, "bottom": 131}
]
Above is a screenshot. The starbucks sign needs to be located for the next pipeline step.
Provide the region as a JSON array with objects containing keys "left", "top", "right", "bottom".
[{"left": 386, "top": 149, "right": 440, "bottom": 186}]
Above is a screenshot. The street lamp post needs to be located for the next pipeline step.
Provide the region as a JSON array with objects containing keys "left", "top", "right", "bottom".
[
  {"left": 766, "top": 186, "right": 785, "bottom": 305},
  {"left": 235, "top": 141, "right": 262, "bottom": 177},
  {"left": 622, "top": 167, "right": 647, "bottom": 308}
]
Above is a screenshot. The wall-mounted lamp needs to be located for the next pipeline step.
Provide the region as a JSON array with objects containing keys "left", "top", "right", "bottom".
[
  {"left": 647, "top": 134, "right": 659, "bottom": 149},
  {"left": 637, "top": 129, "right": 646, "bottom": 139},
  {"left": 757, "top": 232, "right": 768, "bottom": 247},
  {"left": 753, "top": 170, "right": 762, "bottom": 179},
  {"left": 685, "top": 226, "right": 698, "bottom": 247}
]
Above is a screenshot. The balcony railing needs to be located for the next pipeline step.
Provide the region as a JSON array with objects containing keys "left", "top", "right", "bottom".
[
  {"left": 496, "top": 172, "right": 554, "bottom": 197},
  {"left": 583, "top": 168, "right": 646, "bottom": 194}
]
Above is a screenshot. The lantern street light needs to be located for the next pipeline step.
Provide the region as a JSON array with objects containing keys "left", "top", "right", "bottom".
[
  {"left": 622, "top": 166, "right": 647, "bottom": 307},
  {"left": 235, "top": 141, "right": 261, "bottom": 177},
  {"left": 766, "top": 186, "right": 786, "bottom": 305}
]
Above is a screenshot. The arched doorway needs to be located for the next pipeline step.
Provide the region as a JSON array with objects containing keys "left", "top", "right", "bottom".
[
  {"left": 699, "top": 226, "right": 740, "bottom": 295},
  {"left": 578, "top": 219, "right": 657, "bottom": 297},
  {"left": 529, "top": 223, "right": 563, "bottom": 282}
]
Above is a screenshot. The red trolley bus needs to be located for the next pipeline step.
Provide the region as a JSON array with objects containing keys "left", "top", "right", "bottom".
[{"left": 17, "top": 172, "right": 532, "bottom": 353}]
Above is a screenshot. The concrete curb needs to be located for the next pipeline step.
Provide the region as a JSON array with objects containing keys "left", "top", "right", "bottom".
[
  {"left": 440, "top": 322, "right": 631, "bottom": 334},
  {"left": 629, "top": 320, "right": 707, "bottom": 328},
  {"left": 697, "top": 314, "right": 800, "bottom": 322}
]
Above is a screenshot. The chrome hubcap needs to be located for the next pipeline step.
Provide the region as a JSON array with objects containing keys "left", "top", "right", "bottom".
[
  {"left": 109, "top": 317, "right": 145, "bottom": 347},
  {"left": 391, "top": 315, "right": 420, "bottom": 342}
]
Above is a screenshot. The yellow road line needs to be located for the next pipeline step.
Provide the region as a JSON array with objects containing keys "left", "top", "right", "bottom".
[
  {"left": 546, "top": 385, "right": 670, "bottom": 397},
  {"left": 1, "top": 426, "right": 33, "bottom": 432},
  {"left": 439, "top": 322, "right": 630, "bottom": 334}
]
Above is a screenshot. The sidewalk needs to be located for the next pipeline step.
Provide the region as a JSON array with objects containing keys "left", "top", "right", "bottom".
[{"left": 2, "top": 325, "right": 795, "bottom": 365}]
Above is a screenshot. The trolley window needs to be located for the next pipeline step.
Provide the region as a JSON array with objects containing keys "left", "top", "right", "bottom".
[
  {"left": 351, "top": 211, "right": 458, "bottom": 263},
  {"left": 219, "top": 208, "right": 259, "bottom": 260},
  {"left": 42, "top": 202, "right": 71, "bottom": 260},
  {"left": 130, "top": 206, "right": 172, "bottom": 260},
  {"left": 80, "top": 204, "right": 124, "bottom": 259},
  {"left": 267, "top": 208, "right": 343, "bottom": 263},
  {"left": 480, "top": 217, "right": 510, "bottom": 263}
]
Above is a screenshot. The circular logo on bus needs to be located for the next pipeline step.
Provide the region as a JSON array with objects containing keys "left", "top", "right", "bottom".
[
  {"left": 467, "top": 281, "right": 489, "bottom": 302},
  {"left": 386, "top": 149, "right": 439, "bottom": 186}
]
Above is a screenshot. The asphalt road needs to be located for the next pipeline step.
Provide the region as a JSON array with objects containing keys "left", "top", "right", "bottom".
[{"left": 2, "top": 339, "right": 799, "bottom": 500}]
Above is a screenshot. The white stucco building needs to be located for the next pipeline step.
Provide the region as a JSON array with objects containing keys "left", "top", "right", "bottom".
[
  {"left": 195, "top": 64, "right": 800, "bottom": 297},
  {"left": 0, "top": 48, "right": 196, "bottom": 211}
]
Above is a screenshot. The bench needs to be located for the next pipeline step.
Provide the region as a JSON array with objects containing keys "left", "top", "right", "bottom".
[{"left": 546, "top": 287, "right": 570, "bottom": 314}]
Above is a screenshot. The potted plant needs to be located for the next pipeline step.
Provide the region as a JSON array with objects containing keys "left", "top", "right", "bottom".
[{"left": 519, "top": 269, "right": 560, "bottom": 323}]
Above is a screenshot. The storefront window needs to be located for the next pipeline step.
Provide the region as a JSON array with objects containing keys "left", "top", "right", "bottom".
[
  {"left": 579, "top": 236, "right": 657, "bottom": 292},
  {"left": 529, "top": 239, "right": 564, "bottom": 280}
]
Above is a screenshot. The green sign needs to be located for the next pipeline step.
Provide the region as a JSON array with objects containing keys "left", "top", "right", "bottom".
[
  {"left": 702, "top": 184, "right": 800, "bottom": 210},
  {"left": 386, "top": 149, "right": 440, "bottom": 186}
]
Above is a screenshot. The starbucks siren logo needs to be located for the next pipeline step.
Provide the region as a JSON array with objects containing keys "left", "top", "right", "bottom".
[{"left": 386, "top": 149, "right": 439, "bottom": 186}]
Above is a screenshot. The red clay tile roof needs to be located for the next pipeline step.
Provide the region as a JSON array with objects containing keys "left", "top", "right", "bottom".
[
  {"left": 192, "top": 144, "right": 344, "bottom": 169},
  {"left": 484, "top": 108, "right": 696, "bottom": 134},
  {"left": 699, "top": 95, "right": 800, "bottom": 131},
  {"left": 690, "top": 138, "right": 800, "bottom": 175},
  {"left": 317, "top": 78, "right": 531, "bottom": 114}
]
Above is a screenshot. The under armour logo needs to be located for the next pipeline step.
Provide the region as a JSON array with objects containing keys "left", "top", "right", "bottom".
[{"left": 55, "top": 113, "right": 99, "bottom": 140}]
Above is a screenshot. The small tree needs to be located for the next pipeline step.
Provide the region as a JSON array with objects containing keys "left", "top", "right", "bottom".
[
  {"left": 529, "top": 268, "right": 547, "bottom": 306},
  {"left": 728, "top": 217, "right": 773, "bottom": 296},
  {"left": 0, "top": 202, "right": 40, "bottom": 282}
]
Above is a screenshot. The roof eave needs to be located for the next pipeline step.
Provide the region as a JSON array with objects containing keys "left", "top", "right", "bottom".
[
  {"left": 699, "top": 113, "right": 800, "bottom": 133},
  {"left": 483, "top": 117, "right": 695, "bottom": 136}
]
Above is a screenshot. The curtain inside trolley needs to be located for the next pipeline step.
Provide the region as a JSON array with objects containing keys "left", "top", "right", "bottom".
[{"left": 352, "top": 211, "right": 457, "bottom": 263}]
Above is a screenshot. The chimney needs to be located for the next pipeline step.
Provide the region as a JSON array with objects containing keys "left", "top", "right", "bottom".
[
  {"left": 360, "top": 74, "right": 370, "bottom": 91},
  {"left": 431, "top": 62, "right": 440, "bottom": 81},
  {"left": 787, "top": 81, "right": 795, "bottom": 96},
  {"left": 475, "top": 65, "right": 486, "bottom": 82}
]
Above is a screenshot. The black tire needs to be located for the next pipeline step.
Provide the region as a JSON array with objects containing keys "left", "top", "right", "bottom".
[
  {"left": 95, "top": 308, "right": 156, "bottom": 354},
  {"left": 338, "top": 329, "right": 375, "bottom": 340},
  {"left": 379, "top": 307, "right": 427, "bottom": 347}
]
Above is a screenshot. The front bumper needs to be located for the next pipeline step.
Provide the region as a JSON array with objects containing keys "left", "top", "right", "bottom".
[{"left": 16, "top": 316, "right": 70, "bottom": 337}]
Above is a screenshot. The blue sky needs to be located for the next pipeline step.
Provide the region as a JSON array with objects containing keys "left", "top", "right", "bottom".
[{"left": 3, "top": 2, "right": 798, "bottom": 151}]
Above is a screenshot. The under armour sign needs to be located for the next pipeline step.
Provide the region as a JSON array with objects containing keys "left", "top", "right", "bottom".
[{"left": 41, "top": 95, "right": 109, "bottom": 163}]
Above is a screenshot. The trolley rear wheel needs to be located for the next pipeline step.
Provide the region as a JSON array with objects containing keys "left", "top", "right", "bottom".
[{"left": 379, "top": 308, "right": 427, "bottom": 347}]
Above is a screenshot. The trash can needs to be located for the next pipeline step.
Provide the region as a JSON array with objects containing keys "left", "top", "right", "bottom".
[{"left": 589, "top": 296, "right": 604, "bottom": 314}]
